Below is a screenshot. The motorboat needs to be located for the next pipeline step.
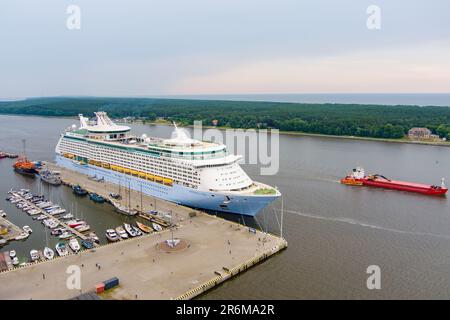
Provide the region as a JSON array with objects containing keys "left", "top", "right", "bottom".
[
  {"left": 109, "top": 193, "right": 121, "bottom": 200},
  {"left": 9, "top": 250, "right": 16, "bottom": 258},
  {"left": 123, "top": 223, "right": 137, "bottom": 237},
  {"left": 72, "top": 185, "right": 88, "bottom": 196},
  {"left": 105, "top": 229, "right": 120, "bottom": 242},
  {"left": 81, "top": 239, "right": 95, "bottom": 249},
  {"left": 89, "top": 232, "right": 100, "bottom": 244},
  {"left": 30, "top": 249, "right": 40, "bottom": 262},
  {"left": 61, "top": 213, "right": 74, "bottom": 220},
  {"left": 115, "top": 226, "right": 128, "bottom": 239},
  {"left": 51, "top": 228, "right": 65, "bottom": 236},
  {"left": 152, "top": 223, "right": 163, "bottom": 232},
  {"left": 132, "top": 225, "right": 142, "bottom": 236},
  {"left": 75, "top": 224, "right": 90, "bottom": 232},
  {"left": 49, "top": 208, "right": 66, "bottom": 215},
  {"left": 68, "top": 238, "right": 81, "bottom": 252},
  {"left": 44, "top": 219, "right": 59, "bottom": 229},
  {"left": 59, "top": 231, "right": 72, "bottom": 239},
  {"left": 22, "top": 225, "right": 32, "bottom": 234},
  {"left": 27, "top": 209, "right": 41, "bottom": 216},
  {"left": 15, "top": 232, "right": 29, "bottom": 240},
  {"left": 66, "top": 220, "right": 86, "bottom": 228},
  {"left": 43, "top": 247, "right": 55, "bottom": 260},
  {"left": 37, "top": 201, "right": 53, "bottom": 209},
  {"left": 0, "top": 210, "right": 5, "bottom": 218},
  {"left": 89, "top": 193, "right": 106, "bottom": 203},
  {"left": 12, "top": 257, "right": 19, "bottom": 266},
  {"left": 55, "top": 242, "right": 69, "bottom": 256}
]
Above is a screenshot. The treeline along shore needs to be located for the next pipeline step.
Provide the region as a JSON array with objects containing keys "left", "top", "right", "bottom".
[{"left": 1, "top": 97, "right": 450, "bottom": 140}]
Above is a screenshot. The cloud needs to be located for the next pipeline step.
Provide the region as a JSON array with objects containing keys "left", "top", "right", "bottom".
[{"left": 173, "top": 41, "right": 450, "bottom": 94}]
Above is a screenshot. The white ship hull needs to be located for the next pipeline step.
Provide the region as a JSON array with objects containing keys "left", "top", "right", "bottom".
[{"left": 56, "top": 156, "right": 278, "bottom": 216}]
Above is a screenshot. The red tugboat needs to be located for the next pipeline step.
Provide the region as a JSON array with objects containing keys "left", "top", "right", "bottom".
[{"left": 341, "top": 167, "right": 448, "bottom": 196}]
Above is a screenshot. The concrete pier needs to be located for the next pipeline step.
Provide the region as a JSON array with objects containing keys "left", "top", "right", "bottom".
[
  {"left": 0, "top": 163, "right": 287, "bottom": 300},
  {"left": 0, "top": 215, "right": 23, "bottom": 241}
]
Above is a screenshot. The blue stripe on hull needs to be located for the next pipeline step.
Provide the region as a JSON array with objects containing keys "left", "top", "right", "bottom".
[{"left": 55, "top": 156, "right": 278, "bottom": 216}]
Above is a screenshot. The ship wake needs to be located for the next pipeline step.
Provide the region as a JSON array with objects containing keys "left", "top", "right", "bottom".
[{"left": 283, "top": 209, "right": 450, "bottom": 241}]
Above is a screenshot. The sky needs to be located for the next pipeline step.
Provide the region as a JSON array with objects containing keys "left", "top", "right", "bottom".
[{"left": 0, "top": 0, "right": 449, "bottom": 98}]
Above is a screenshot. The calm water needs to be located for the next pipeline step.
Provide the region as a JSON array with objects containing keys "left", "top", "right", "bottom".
[{"left": 1, "top": 115, "right": 450, "bottom": 299}]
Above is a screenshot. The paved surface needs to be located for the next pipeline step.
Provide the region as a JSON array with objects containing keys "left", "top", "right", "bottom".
[
  {"left": 0, "top": 215, "right": 22, "bottom": 241},
  {"left": 0, "top": 163, "right": 285, "bottom": 300},
  {"left": 0, "top": 214, "right": 282, "bottom": 300}
]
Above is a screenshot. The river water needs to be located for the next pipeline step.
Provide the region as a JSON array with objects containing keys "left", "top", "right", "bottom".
[{"left": 1, "top": 115, "right": 450, "bottom": 299}]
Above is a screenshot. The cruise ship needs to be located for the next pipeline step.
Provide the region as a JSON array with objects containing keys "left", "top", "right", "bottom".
[{"left": 55, "top": 112, "right": 280, "bottom": 216}]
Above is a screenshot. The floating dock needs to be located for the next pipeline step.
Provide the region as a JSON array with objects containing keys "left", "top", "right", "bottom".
[
  {"left": 9, "top": 191, "right": 89, "bottom": 241},
  {"left": 0, "top": 163, "right": 287, "bottom": 300}
]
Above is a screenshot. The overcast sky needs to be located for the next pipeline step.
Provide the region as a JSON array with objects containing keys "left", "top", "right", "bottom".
[{"left": 0, "top": 0, "right": 449, "bottom": 98}]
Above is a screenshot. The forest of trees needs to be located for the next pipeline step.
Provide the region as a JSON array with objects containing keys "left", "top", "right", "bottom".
[{"left": 1, "top": 97, "right": 450, "bottom": 140}]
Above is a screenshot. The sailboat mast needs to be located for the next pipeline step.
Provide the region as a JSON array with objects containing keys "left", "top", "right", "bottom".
[
  {"left": 140, "top": 183, "right": 143, "bottom": 213},
  {"left": 280, "top": 196, "right": 284, "bottom": 239},
  {"left": 128, "top": 181, "right": 131, "bottom": 211}
]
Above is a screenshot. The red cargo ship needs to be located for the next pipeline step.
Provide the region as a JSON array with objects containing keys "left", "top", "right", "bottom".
[{"left": 341, "top": 167, "right": 447, "bottom": 196}]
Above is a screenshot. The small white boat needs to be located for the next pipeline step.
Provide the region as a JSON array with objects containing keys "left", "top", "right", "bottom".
[
  {"left": 15, "top": 232, "right": 29, "bottom": 241},
  {"left": 30, "top": 250, "right": 40, "bottom": 262},
  {"left": 89, "top": 232, "right": 100, "bottom": 243},
  {"left": 49, "top": 208, "right": 66, "bottom": 215},
  {"left": 55, "top": 242, "right": 68, "bottom": 256},
  {"left": 75, "top": 224, "right": 90, "bottom": 232},
  {"left": 123, "top": 223, "right": 137, "bottom": 237},
  {"left": 105, "top": 229, "right": 120, "bottom": 242},
  {"left": 9, "top": 250, "right": 16, "bottom": 258},
  {"left": 132, "top": 225, "right": 142, "bottom": 236},
  {"left": 152, "top": 223, "right": 163, "bottom": 232},
  {"left": 23, "top": 225, "right": 33, "bottom": 234},
  {"left": 61, "top": 213, "right": 74, "bottom": 220},
  {"left": 36, "top": 214, "right": 47, "bottom": 221},
  {"left": 0, "top": 210, "right": 6, "bottom": 218},
  {"left": 37, "top": 202, "right": 53, "bottom": 209},
  {"left": 12, "top": 257, "right": 19, "bottom": 266},
  {"left": 115, "top": 226, "right": 128, "bottom": 239},
  {"left": 27, "top": 209, "right": 41, "bottom": 216},
  {"left": 46, "top": 220, "right": 59, "bottom": 229},
  {"left": 59, "top": 231, "right": 72, "bottom": 239},
  {"left": 43, "top": 247, "right": 55, "bottom": 260},
  {"left": 69, "top": 238, "right": 81, "bottom": 252}
]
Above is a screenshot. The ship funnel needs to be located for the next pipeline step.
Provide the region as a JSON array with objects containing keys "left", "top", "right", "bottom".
[{"left": 441, "top": 178, "right": 446, "bottom": 188}]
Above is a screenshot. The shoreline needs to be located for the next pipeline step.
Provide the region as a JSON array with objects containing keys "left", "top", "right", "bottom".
[
  {"left": 141, "top": 120, "right": 450, "bottom": 148},
  {"left": 1, "top": 113, "right": 449, "bottom": 148}
]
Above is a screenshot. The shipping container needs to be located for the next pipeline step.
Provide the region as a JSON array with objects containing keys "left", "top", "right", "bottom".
[
  {"left": 103, "top": 277, "right": 119, "bottom": 290},
  {"left": 95, "top": 283, "right": 105, "bottom": 294}
]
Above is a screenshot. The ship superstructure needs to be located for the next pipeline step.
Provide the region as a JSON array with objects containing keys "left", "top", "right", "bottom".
[{"left": 55, "top": 112, "right": 280, "bottom": 216}]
